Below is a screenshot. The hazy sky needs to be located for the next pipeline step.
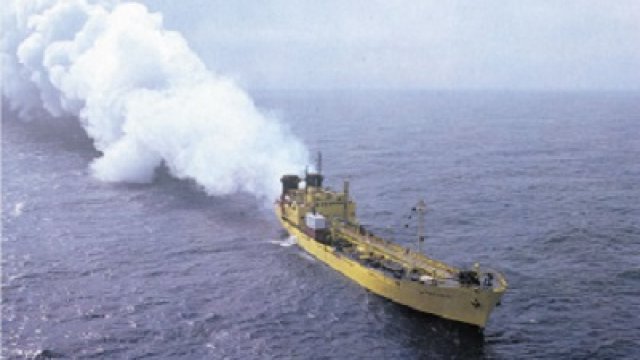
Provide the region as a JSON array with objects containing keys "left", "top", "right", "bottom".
[{"left": 142, "top": 0, "right": 640, "bottom": 90}]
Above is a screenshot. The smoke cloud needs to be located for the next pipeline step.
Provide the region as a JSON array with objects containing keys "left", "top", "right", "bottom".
[{"left": 2, "top": 0, "right": 308, "bottom": 200}]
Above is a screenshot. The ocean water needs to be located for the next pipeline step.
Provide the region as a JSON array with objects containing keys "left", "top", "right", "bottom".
[{"left": 2, "top": 91, "right": 639, "bottom": 359}]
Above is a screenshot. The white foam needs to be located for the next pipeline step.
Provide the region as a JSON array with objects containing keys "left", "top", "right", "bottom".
[
  {"left": 268, "top": 235, "right": 298, "bottom": 247},
  {"left": 12, "top": 202, "right": 25, "bottom": 217}
]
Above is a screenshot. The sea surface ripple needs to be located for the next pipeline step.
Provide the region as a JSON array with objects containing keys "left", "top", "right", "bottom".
[{"left": 3, "top": 91, "right": 639, "bottom": 359}]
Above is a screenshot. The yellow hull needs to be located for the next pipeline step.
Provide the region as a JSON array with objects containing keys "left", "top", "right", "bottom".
[{"left": 276, "top": 207, "right": 504, "bottom": 328}]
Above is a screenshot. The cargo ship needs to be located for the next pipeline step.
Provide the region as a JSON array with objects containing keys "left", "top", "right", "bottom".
[{"left": 275, "top": 155, "right": 507, "bottom": 328}]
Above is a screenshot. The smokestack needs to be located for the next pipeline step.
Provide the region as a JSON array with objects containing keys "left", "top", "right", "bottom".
[{"left": 280, "top": 175, "right": 301, "bottom": 199}]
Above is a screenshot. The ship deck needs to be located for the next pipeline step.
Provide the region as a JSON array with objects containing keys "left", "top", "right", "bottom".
[{"left": 317, "top": 222, "right": 505, "bottom": 292}]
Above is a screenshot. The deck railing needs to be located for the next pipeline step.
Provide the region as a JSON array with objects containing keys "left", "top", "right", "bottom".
[{"left": 338, "top": 225, "right": 459, "bottom": 278}]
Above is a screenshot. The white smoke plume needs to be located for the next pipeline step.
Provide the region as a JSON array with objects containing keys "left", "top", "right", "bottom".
[{"left": 1, "top": 0, "right": 308, "bottom": 200}]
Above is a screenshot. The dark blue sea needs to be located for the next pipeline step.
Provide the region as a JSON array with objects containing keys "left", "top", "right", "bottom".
[{"left": 3, "top": 91, "right": 640, "bottom": 359}]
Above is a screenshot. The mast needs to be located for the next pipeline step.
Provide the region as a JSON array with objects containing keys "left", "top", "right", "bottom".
[
  {"left": 415, "top": 200, "right": 426, "bottom": 255},
  {"left": 343, "top": 179, "right": 350, "bottom": 223},
  {"left": 305, "top": 152, "right": 324, "bottom": 191}
]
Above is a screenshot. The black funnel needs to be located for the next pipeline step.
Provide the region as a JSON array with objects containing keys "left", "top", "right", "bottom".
[
  {"left": 305, "top": 173, "right": 324, "bottom": 188},
  {"left": 281, "top": 175, "right": 301, "bottom": 196}
]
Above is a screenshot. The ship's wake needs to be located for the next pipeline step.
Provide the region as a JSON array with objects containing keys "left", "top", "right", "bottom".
[
  {"left": 268, "top": 236, "right": 298, "bottom": 247},
  {"left": 2, "top": 0, "right": 308, "bottom": 201}
]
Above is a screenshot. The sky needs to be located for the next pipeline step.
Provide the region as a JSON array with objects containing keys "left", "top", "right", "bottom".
[{"left": 94, "top": 1, "right": 640, "bottom": 90}]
